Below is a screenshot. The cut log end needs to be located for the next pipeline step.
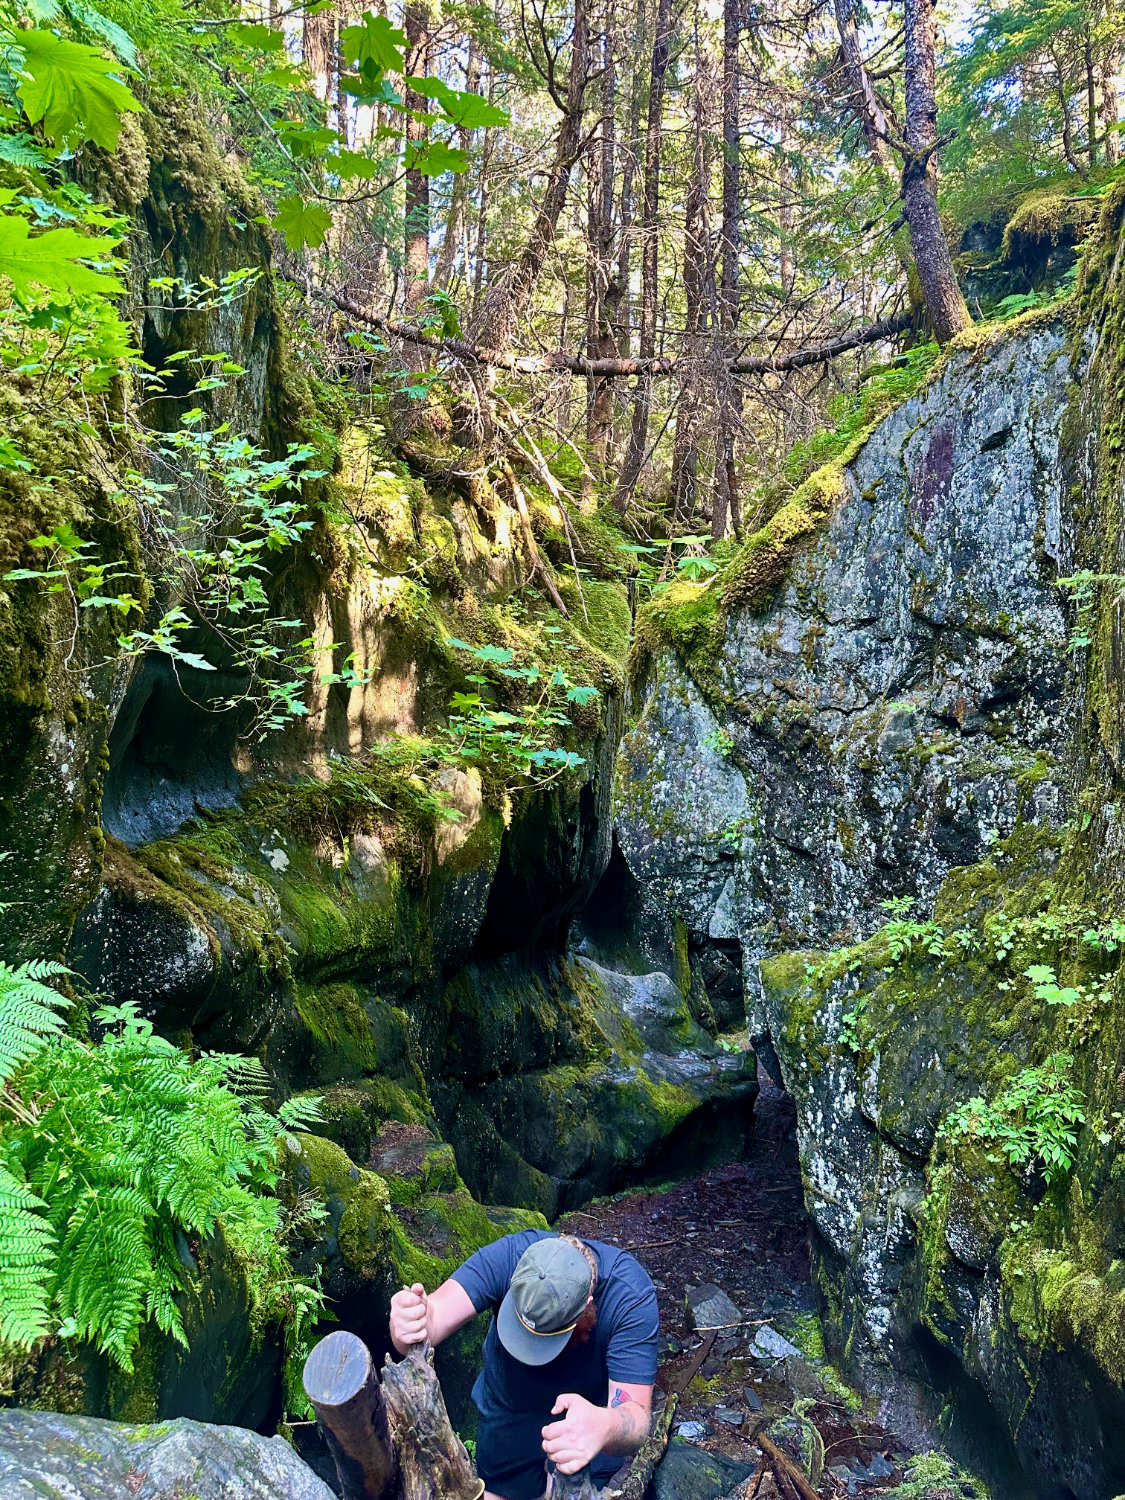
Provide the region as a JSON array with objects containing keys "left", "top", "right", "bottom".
[{"left": 303, "top": 1329, "right": 373, "bottom": 1410}]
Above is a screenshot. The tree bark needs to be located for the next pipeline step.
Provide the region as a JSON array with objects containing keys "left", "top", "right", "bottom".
[
  {"left": 471, "top": 61, "right": 497, "bottom": 319},
  {"left": 1102, "top": 32, "right": 1121, "bottom": 164},
  {"left": 303, "top": 1331, "right": 397, "bottom": 1500},
  {"left": 901, "top": 0, "right": 971, "bottom": 344},
  {"left": 303, "top": 1, "right": 338, "bottom": 105},
  {"left": 304, "top": 1332, "right": 481, "bottom": 1500},
  {"left": 586, "top": 0, "right": 619, "bottom": 485},
  {"left": 614, "top": 0, "right": 647, "bottom": 368},
  {"left": 403, "top": 2, "right": 433, "bottom": 320},
  {"left": 832, "top": 0, "right": 912, "bottom": 276},
  {"left": 317, "top": 281, "right": 914, "bottom": 375},
  {"left": 712, "top": 0, "right": 741, "bottom": 537},
  {"left": 381, "top": 1343, "right": 481, "bottom": 1500},
  {"left": 1085, "top": 24, "right": 1099, "bottom": 166},
  {"left": 434, "top": 40, "right": 481, "bottom": 292},
  {"left": 672, "top": 29, "right": 709, "bottom": 521},
  {"left": 472, "top": 0, "right": 590, "bottom": 352},
  {"left": 614, "top": 0, "right": 673, "bottom": 509}
]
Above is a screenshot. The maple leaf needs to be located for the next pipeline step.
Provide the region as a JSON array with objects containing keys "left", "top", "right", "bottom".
[
  {"left": 271, "top": 196, "right": 333, "bottom": 251},
  {"left": 17, "top": 29, "right": 140, "bottom": 151},
  {"left": 0, "top": 213, "right": 121, "bottom": 304}
]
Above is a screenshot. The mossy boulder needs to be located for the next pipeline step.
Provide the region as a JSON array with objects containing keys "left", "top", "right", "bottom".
[
  {"left": 0, "top": 1409, "right": 335, "bottom": 1500},
  {"left": 434, "top": 954, "right": 757, "bottom": 1217}
]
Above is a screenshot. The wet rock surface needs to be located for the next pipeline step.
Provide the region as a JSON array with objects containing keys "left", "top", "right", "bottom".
[
  {"left": 0, "top": 1409, "right": 335, "bottom": 1499},
  {"left": 612, "top": 319, "right": 1125, "bottom": 1494}
]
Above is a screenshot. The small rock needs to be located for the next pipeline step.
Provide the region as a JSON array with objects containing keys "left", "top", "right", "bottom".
[
  {"left": 864, "top": 1453, "right": 894, "bottom": 1479},
  {"left": 784, "top": 1356, "right": 826, "bottom": 1399},
  {"left": 828, "top": 1463, "right": 858, "bottom": 1495},
  {"left": 685, "top": 1283, "right": 742, "bottom": 1331},
  {"left": 742, "top": 1386, "right": 763, "bottom": 1412},
  {"left": 752, "top": 1324, "right": 802, "bottom": 1361},
  {"left": 712, "top": 1406, "right": 743, "bottom": 1427},
  {"left": 653, "top": 1442, "right": 756, "bottom": 1500},
  {"left": 675, "top": 1420, "right": 708, "bottom": 1441}
]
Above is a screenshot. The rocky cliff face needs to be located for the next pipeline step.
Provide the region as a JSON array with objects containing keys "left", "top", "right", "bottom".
[{"left": 615, "top": 223, "right": 1125, "bottom": 1499}]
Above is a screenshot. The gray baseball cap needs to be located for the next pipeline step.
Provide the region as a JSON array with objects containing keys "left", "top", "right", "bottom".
[{"left": 496, "top": 1238, "right": 594, "bottom": 1366}]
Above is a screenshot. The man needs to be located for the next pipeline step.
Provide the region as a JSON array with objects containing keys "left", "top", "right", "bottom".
[{"left": 389, "top": 1229, "right": 659, "bottom": 1499}]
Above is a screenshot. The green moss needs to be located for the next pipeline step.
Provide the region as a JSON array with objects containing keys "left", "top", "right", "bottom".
[
  {"left": 558, "top": 577, "right": 631, "bottom": 661},
  {"left": 721, "top": 462, "right": 849, "bottom": 612},
  {"left": 629, "top": 581, "right": 721, "bottom": 693},
  {"left": 882, "top": 1450, "right": 989, "bottom": 1500},
  {"left": 1002, "top": 188, "right": 1098, "bottom": 264},
  {"left": 294, "top": 982, "right": 379, "bottom": 1072}
]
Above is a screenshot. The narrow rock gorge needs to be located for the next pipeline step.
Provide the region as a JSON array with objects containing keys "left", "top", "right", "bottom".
[{"left": 2, "top": 14, "right": 1125, "bottom": 1500}]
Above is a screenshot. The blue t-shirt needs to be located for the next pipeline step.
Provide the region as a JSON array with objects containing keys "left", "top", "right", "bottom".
[{"left": 452, "top": 1230, "right": 659, "bottom": 1486}]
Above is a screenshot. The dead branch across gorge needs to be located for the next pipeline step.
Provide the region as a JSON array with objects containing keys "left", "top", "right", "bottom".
[{"left": 318, "top": 287, "right": 915, "bottom": 379}]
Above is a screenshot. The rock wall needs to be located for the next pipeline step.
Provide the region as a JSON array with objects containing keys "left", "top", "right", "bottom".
[{"left": 614, "top": 272, "right": 1125, "bottom": 1500}]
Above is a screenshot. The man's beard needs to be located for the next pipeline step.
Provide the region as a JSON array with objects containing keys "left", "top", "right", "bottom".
[{"left": 570, "top": 1305, "right": 597, "bottom": 1344}]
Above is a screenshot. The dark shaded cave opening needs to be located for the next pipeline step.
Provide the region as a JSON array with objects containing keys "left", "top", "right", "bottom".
[{"left": 101, "top": 656, "right": 250, "bottom": 847}]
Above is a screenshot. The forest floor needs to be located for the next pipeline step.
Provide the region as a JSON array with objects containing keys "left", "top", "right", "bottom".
[{"left": 557, "top": 1072, "right": 921, "bottom": 1500}]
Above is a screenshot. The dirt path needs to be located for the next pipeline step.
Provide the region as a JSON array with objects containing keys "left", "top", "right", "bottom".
[{"left": 557, "top": 1072, "right": 921, "bottom": 1500}]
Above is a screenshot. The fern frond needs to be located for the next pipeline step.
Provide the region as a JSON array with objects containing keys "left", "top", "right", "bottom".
[
  {"left": 0, "top": 1164, "right": 55, "bottom": 1348},
  {"left": 0, "top": 962, "right": 71, "bottom": 1084}
]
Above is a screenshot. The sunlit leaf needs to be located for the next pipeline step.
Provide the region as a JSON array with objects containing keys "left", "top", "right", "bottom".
[
  {"left": 17, "top": 29, "right": 141, "bottom": 151},
  {"left": 0, "top": 213, "right": 121, "bottom": 304},
  {"left": 271, "top": 196, "right": 332, "bottom": 251}
]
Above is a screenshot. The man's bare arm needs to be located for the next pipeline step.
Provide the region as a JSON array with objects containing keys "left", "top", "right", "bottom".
[
  {"left": 599, "top": 1381, "right": 652, "bottom": 1455},
  {"left": 389, "top": 1279, "right": 478, "bottom": 1355}
]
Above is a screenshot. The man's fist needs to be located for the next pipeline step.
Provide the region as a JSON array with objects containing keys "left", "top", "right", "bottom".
[
  {"left": 390, "top": 1282, "right": 429, "bottom": 1353},
  {"left": 541, "top": 1393, "right": 608, "bottom": 1475}
]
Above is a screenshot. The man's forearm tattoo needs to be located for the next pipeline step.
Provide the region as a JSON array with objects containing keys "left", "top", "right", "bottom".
[{"left": 609, "top": 1389, "right": 647, "bottom": 1447}]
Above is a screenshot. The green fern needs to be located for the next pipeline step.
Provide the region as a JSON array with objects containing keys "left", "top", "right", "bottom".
[
  {"left": 0, "top": 960, "right": 70, "bottom": 1082},
  {"left": 0, "top": 970, "right": 324, "bottom": 1384}
]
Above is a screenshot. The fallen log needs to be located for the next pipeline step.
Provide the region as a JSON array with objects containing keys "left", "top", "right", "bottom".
[
  {"left": 302, "top": 1330, "right": 395, "bottom": 1500},
  {"left": 382, "top": 1341, "right": 482, "bottom": 1500},
  {"left": 757, "top": 1433, "right": 821, "bottom": 1500},
  {"left": 302, "top": 1331, "right": 481, "bottom": 1500}
]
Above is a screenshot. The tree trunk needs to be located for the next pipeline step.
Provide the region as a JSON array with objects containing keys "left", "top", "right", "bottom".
[
  {"left": 832, "top": 0, "right": 912, "bottom": 275},
  {"left": 303, "top": 1, "right": 338, "bottom": 104},
  {"left": 471, "top": 62, "right": 497, "bottom": 319},
  {"left": 473, "top": 0, "right": 590, "bottom": 352},
  {"left": 1102, "top": 33, "right": 1121, "bottom": 165},
  {"left": 1085, "top": 25, "right": 1099, "bottom": 166},
  {"left": 712, "top": 0, "right": 741, "bottom": 537},
  {"left": 672, "top": 29, "right": 708, "bottom": 521},
  {"left": 613, "top": 0, "right": 647, "bottom": 374},
  {"left": 403, "top": 2, "right": 433, "bottom": 320},
  {"left": 434, "top": 40, "right": 481, "bottom": 293},
  {"left": 304, "top": 1332, "right": 480, "bottom": 1500},
  {"left": 901, "top": 0, "right": 971, "bottom": 345},
  {"left": 614, "top": 0, "right": 672, "bottom": 510},
  {"left": 586, "top": 0, "right": 619, "bottom": 485}
]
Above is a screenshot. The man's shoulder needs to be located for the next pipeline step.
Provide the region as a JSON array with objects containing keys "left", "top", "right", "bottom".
[{"left": 591, "top": 1241, "right": 658, "bottom": 1302}]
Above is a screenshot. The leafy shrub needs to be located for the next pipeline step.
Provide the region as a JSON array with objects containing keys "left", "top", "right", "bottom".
[
  {"left": 942, "top": 1053, "right": 1086, "bottom": 1183},
  {"left": 0, "top": 960, "right": 323, "bottom": 1384}
]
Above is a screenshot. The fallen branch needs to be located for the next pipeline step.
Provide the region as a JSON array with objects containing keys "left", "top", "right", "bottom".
[
  {"left": 758, "top": 1433, "right": 820, "bottom": 1500},
  {"left": 315, "top": 285, "right": 914, "bottom": 380},
  {"left": 303, "top": 1331, "right": 481, "bottom": 1500}
]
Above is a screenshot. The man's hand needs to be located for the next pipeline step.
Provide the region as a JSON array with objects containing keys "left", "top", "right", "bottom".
[
  {"left": 541, "top": 1393, "right": 609, "bottom": 1475},
  {"left": 389, "top": 1282, "right": 429, "bottom": 1355}
]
